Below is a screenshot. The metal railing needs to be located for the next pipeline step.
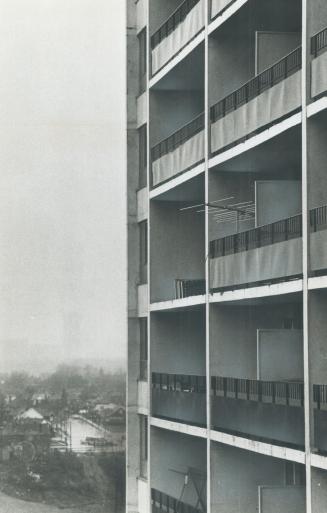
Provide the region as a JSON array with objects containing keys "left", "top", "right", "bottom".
[
  {"left": 210, "top": 213, "right": 302, "bottom": 259},
  {"left": 175, "top": 278, "right": 206, "bottom": 299},
  {"left": 152, "top": 373, "right": 206, "bottom": 394},
  {"left": 211, "top": 376, "right": 304, "bottom": 406},
  {"left": 152, "top": 489, "right": 203, "bottom": 513},
  {"left": 151, "top": 0, "right": 200, "bottom": 50},
  {"left": 310, "top": 204, "right": 327, "bottom": 232},
  {"left": 210, "top": 46, "right": 302, "bottom": 123},
  {"left": 140, "top": 359, "right": 148, "bottom": 381},
  {"left": 311, "top": 27, "right": 327, "bottom": 57},
  {"left": 210, "top": 204, "right": 327, "bottom": 259},
  {"left": 313, "top": 384, "right": 327, "bottom": 409},
  {"left": 151, "top": 113, "right": 204, "bottom": 163}
]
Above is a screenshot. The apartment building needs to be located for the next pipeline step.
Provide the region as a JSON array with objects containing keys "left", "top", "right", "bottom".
[{"left": 126, "top": 1, "right": 327, "bottom": 512}]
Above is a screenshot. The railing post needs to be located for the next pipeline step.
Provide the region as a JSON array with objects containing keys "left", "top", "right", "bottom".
[
  {"left": 235, "top": 378, "right": 238, "bottom": 399},
  {"left": 223, "top": 377, "right": 227, "bottom": 397},
  {"left": 272, "top": 382, "right": 276, "bottom": 404}
]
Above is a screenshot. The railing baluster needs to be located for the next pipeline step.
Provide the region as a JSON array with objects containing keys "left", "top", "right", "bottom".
[{"left": 311, "top": 26, "right": 327, "bottom": 57}]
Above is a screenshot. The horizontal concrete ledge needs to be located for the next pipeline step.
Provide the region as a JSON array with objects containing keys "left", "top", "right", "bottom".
[
  {"left": 150, "top": 416, "right": 207, "bottom": 438},
  {"left": 309, "top": 275, "right": 327, "bottom": 291},
  {"left": 149, "top": 31, "right": 205, "bottom": 89},
  {"left": 150, "top": 295, "right": 206, "bottom": 312},
  {"left": 307, "top": 97, "right": 327, "bottom": 118},
  {"left": 208, "top": 0, "right": 248, "bottom": 35},
  {"left": 311, "top": 453, "right": 327, "bottom": 470},
  {"left": 150, "top": 162, "right": 205, "bottom": 200},
  {"left": 209, "top": 112, "right": 301, "bottom": 169},
  {"left": 210, "top": 279, "right": 303, "bottom": 304},
  {"left": 210, "top": 430, "right": 305, "bottom": 464}
]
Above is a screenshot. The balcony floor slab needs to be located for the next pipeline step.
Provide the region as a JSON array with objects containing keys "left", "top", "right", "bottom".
[
  {"left": 210, "top": 429, "right": 305, "bottom": 464},
  {"left": 209, "top": 278, "right": 303, "bottom": 305},
  {"left": 150, "top": 416, "right": 207, "bottom": 438}
]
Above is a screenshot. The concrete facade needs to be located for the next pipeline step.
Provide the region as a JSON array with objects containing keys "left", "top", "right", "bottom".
[{"left": 126, "top": 0, "right": 327, "bottom": 512}]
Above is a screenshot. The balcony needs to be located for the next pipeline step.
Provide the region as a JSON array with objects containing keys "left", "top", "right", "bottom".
[
  {"left": 210, "top": 0, "right": 237, "bottom": 21},
  {"left": 210, "top": 47, "right": 302, "bottom": 155},
  {"left": 152, "top": 372, "right": 206, "bottom": 427},
  {"left": 151, "top": 0, "right": 205, "bottom": 76},
  {"left": 211, "top": 443, "right": 305, "bottom": 513},
  {"left": 151, "top": 113, "right": 205, "bottom": 188},
  {"left": 152, "top": 489, "right": 203, "bottom": 513},
  {"left": 311, "top": 27, "right": 327, "bottom": 99},
  {"left": 210, "top": 212, "right": 302, "bottom": 291},
  {"left": 150, "top": 197, "right": 205, "bottom": 303},
  {"left": 175, "top": 279, "right": 206, "bottom": 299},
  {"left": 313, "top": 384, "right": 327, "bottom": 454},
  {"left": 310, "top": 205, "right": 327, "bottom": 274},
  {"left": 151, "top": 428, "right": 207, "bottom": 509},
  {"left": 211, "top": 376, "right": 304, "bottom": 448}
]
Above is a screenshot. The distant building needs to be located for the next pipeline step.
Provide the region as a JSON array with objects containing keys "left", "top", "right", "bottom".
[{"left": 16, "top": 408, "right": 44, "bottom": 422}]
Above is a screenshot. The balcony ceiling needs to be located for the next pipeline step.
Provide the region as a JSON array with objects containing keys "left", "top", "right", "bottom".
[
  {"left": 211, "top": 125, "right": 301, "bottom": 174},
  {"left": 151, "top": 44, "right": 204, "bottom": 92},
  {"left": 153, "top": 173, "right": 205, "bottom": 202}
]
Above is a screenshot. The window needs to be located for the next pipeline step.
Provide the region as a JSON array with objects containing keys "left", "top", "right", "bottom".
[
  {"left": 140, "top": 415, "right": 148, "bottom": 479},
  {"left": 139, "top": 220, "right": 148, "bottom": 284},
  {"left": 138, "top": 124, "right": 147, "bottom": 189},
  {"left": 138, "top": 29, "right": 147, "bottom": 94},
  {"left": 139, "top": 318, "right": 148, "bottom": 380}
]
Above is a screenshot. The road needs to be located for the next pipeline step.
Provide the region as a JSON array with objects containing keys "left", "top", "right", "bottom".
[{"left": 0, "top": 492, "right": 86, "bottom": 513}]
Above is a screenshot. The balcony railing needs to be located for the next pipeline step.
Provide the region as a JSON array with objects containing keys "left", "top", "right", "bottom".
[
  {"left": 152, "top": 373, "right": 206, "bottom": 394},
  {"left": 313, "top": 384, "right": 327, "bottom": 409},
  {"left": 210, "top": 204, "right": 327, "bottom": 259},
  {"left": 310, "top": 204, "right": 327, "bottom": 232},
  {"left": 211, "top": 376, "right": 304, "bottom": 407},
  {"left": 311, "top": 27, "right": 327, "bottom": 57},
  {"left": 152, "top": 489, "right": 203, "bottom": 513},
  {"left": 151, "top": 113, "right": 204, "bottom": 164},
  {"left": 210, "top": 213, "right": 302, "bottom": 259},
  {"left": 210, "top": 47, "right": 302, "bottom": 124},
  {"left": 151, "top": 0, "right": 200, "bottom": 50},
  {"left": 175, "top": 278, "right": 206, "bottom": 299}
]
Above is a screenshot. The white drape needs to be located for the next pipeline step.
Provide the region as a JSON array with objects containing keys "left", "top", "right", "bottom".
[
  {"left": 152, "top": 130, "right": 204, "bottom": 187},
  {"left": 210, "top": 238, "right": 302, "bottom": 290},
  {"left": 151, "top": 0, "right": 204, "bottom": 75},
  {"left": 211, "top": 0, "right": 233, "bottom": 19},
  {"left": 211, "top": 70, "right": 301, "bottom": 154},
  {"left": 311, "top": 51, "right": 327, "bottom": 99}
]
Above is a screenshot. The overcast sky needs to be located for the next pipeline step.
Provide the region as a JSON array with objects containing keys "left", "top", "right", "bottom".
[{"left": 0, "top": 0, "right": 126, "bottom": 374}]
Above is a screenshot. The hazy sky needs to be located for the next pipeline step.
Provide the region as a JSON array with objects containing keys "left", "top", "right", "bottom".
[{"left": 0, "top": 0, "right": 126, "bottom": 373}]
